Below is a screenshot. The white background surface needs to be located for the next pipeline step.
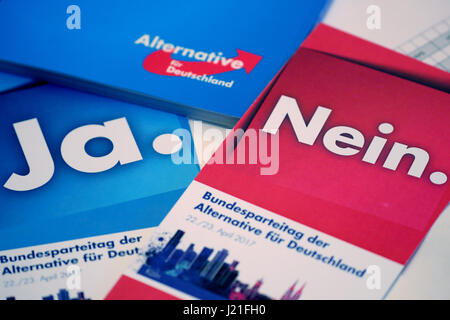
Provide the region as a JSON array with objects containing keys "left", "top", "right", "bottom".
[{"left": 323, "top": 0, "right": 450, "bottom": 49}]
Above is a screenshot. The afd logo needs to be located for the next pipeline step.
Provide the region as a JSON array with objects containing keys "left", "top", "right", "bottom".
[
  {"left": 4, "top": 117, "right": 145, "bottom": 192},
  {"left": 262, "top": 95, "right": 447, "bottom": 186},
  {"left": 135, "top": 34, "right": 262, "bottom": 88}
]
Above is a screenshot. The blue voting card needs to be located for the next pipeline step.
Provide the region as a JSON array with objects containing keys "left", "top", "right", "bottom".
[{"left": 0, "top": 85, "right": 199, "bottom": 250}]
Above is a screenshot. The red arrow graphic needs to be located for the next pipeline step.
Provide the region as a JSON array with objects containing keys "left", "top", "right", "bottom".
[{"left": 143, "top": 49, "right": 262, "bottom": 76}]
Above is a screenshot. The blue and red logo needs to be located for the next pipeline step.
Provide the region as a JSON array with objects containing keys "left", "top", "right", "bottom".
[{"left": 135, "top": 34, "right": 262, "bottom": 85}]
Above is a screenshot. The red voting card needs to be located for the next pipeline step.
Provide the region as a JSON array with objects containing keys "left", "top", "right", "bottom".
[
  {"left": 301, "top": 24, "right": 450, "bottom": 92},
  {"left": 106, "top": 25, "right": 449, "bottom": 300},
  {"left": 197, "top": 47, "right": 449, "bottom": 265}
]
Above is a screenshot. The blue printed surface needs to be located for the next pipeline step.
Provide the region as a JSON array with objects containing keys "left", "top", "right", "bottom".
[
  {"left": 0, "top": 71, "right": 34, "bottom": 92},
  {"left": 0, "top": 0, "right": 328, "bottom": 124},
  {"left": 0, "top": 85, "right": 199, "bottom": 250}
]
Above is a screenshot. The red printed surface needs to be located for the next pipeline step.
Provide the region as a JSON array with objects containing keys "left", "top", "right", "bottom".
[
  {"left": 301, "top": 24, "right": 450, "bottom": 92},
  {"left": 105, "top": 275, "right": 179, "bottom": 300},
  {"left": 143, "top": 49, "right": 262, "bottom": 76},
  {"left": 197, "top": 47, "right": 450, "bottom": 265}
]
